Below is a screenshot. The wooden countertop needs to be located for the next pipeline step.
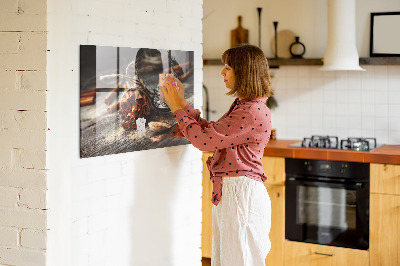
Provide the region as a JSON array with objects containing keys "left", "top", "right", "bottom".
[{"left": 263, "top": 139, "right": 400, "bottom": 165}]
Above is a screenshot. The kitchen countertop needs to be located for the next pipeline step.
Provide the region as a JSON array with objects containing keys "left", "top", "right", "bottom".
[{"left": 263, "top": 139, "right": 400, "bottom": 165}]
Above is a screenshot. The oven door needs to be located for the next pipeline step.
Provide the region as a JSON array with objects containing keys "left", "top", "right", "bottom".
[{"left": 285, "top": 177, "right": 369, "bottom": 250}]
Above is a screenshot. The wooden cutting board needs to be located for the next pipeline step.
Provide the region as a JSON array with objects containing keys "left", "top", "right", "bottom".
[{"left": 231, "top": 16, "right": 249, "bottom": 48}]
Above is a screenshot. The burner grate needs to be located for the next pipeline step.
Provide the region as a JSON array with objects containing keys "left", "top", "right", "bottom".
[
  {"left": 340, "top": 137, "right": 377, "bottom": 151},
  {"left": 296, "top": 136, "right": 378, "bottom": 151},
  {"left": 301, "top": 135, "right": 339, "bottom": 149}
]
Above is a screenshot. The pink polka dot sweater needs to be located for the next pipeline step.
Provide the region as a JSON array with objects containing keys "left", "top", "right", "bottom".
[{"left": 170, "top": 97, "right": 272, "bottom": 206}]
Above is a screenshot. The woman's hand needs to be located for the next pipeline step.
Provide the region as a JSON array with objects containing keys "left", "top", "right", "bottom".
[{"left": 160, "top": 76, "right": 187, "bottom": 113}]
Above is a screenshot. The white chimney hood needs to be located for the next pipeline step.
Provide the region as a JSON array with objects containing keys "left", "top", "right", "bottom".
[{"left": 320, "top": 0, "right": 365, "bottom": 71}]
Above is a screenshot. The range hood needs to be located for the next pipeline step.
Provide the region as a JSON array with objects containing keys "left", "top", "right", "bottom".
[{"left": 320, "top": 0, "right": 365, "bottom": 71}]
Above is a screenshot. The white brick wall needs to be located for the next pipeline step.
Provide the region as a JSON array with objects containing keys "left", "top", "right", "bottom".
[
  {"left": 0, "top": 0, "right": 48, "bottom": 265},
  {"left": 47, "top": 1, "right": 203, "bottom": 266}
]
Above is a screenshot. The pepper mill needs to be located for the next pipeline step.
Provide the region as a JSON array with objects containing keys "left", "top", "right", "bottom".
[
  {"left": 273, "top": 21, "right": 279, "bottom": 58},
  {"left": 257, "top": 8, "right": 262, "bottom": 48}
]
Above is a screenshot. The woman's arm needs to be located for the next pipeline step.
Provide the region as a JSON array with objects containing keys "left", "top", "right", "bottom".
[
  {"left": 161, "top": 76, "right": 211, "bottom": 137},
  {"left": 173, "top": 106, "right": 257, "bottom": 152}
]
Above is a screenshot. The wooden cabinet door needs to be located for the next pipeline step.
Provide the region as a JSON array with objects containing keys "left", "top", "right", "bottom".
[
  {"left": 202, "top": 152, "right": 213, "bottom": 258},
  {"left": 370, "top": 163, "right": 400, "bottom": 195},
  {"left": 262, "top": 156, "right": 285, "bottom": 186},
  {"left": 370, "top": 193, "right": 400, "bottom": 266},
  {"left": 264, "top": 184, "right": 284, "bottom": 266},
  {"left": 284, "top": 241, "right": 369, "bottom": 266}
]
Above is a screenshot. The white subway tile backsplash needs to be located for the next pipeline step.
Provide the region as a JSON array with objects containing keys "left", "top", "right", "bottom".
[
  {"left": 361, "top": 104, "right": 375, "bottom": 117},
  {"left": 374, "top": 65, "right": 388, "bottom": 77},
  {"left": 388, "top": 65, "right": 400, "bottom": 76},
  {"left": 298, "top": 67, "right": 311, "bottom": 78},
  {"left": 336, "top": 128, "right": 349, "bottom": 140},
  {"left": 335, "top": 73, "right": 349, "bottom": 90},
  {"left": 375, "top": 104, "right": 389, "bottom": 117},
  {"left": 336, "top": 90, "right": 349, "bottom": 103},
  {"left": 389, "top": 117, "right": 400, "bottom": 131},
  {"left": 322, "top": 70, "right": 335, "bottom": 78},
  {"left": 204, "top": 65, "right": 400, "bottom": 144},
  {"left": 362, "top": 116, "right": 375, "bottom": 130},
  {"left": 323, "top": 103, "right": 336, "bottom": 115},
  {"left": 310, "top": 77, "right": 324, "bottom": 90},
  {"left": 311, "top": 87, "right": 323, "bottom": 101},
  {"left": 361, "top": 90, "right": 375, "bottom": 104},
  {"left": 310, "top": 66, "right": 323, "bottom": 77},
  {"left": 336, "top": 115, "right": 348, "bottom": 129},
  {"left": 388, "top": 91, "right": 400, "bottom": 104},
  {"left": 374, "top": 77, "right": 388, "bottom": 91},
  {"left": 285, "top": 66, "right": 298, "bottom": 77},
  {"left": 374, "top": 90, "right": 388, "bottom": 104},
  {"left": 348, "top": 116, "right": 362, "bottom": 129},
  {"left": 388, "top": 104, "right": 400, "bottom": 117},
  {"left": 286, "top": 77, "right": 299, "bottom": 89},
  {"left": 347, "top": 69, "right": 365, "bottom": 80},
  {"left": 374, "top": 117, "right": 389, "bottom": 131},
  {"left": 388, "top": 131, "right": 400, "bottom": 143},
  {"left": 323, "top": 115, "right": 336, "bottom": 129},
  {"left": 287, "top": 113, "right": 300, "bottom": 127},
  {"left": 311, "top": 114, "right": 324, "bottom": 128},
  {"left": 388, "top": 75, "right": 400, "bottom": 91},
  {"left": 298, "top": 102, "right": 312, "bottom": 115},
  {"left": 336, "top": 103, "right": 349, "bottom": 116},
  {"left": 298, "top": 89, "right": 313, "bottom": 103},
  {"left": 311, "top": 101, "right": 324, "bottom": 114},
  {"left": 349, "top": 128, "right": 363, "bottom": 137},
  {"left": 348, "top": 90, "right": 362, "bottom": 103},
  {"left": 374, "top": 130, "right": 389, "bottom": 144},
  {"left": 323, "top": 87, "right": 336, "bottom": 103},
  {"left": 361, "top": 129, "right": 375, "bottom": 138}
]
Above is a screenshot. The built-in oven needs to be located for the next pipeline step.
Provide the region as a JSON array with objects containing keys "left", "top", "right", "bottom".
[{"left": 285, "top": 158, "right": 370, "bottom": 250}]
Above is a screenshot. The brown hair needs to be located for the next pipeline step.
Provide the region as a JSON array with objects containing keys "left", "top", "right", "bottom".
[{"left": 221, "top": 44, "right": 273, "bottom": 99}]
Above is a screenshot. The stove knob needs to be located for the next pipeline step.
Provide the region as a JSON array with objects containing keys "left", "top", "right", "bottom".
[
  {"left": 340, "top": 164, "right": 347, "bottom": 174},
  {"left": 305, "top": 162, "right": 312, "bottom": 171}
]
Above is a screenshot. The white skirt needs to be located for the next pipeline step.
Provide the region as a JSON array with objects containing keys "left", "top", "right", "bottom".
[{"left": 212, "top": 176, "right": 271, "bottom": 266}]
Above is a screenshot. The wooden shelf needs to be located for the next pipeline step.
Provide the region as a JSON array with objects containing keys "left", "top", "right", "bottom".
[
  {"left": 203, "top": 58, "right": 323, "bottom": 67},
  {"left": 268, "top": 58, "right": 322, "bottom": 67},
  {"left": 359, "top": 57, "right": 400, "bottom": 65},
  {"left": 203, "top": 57, "right": 400, "bottom": 67}
]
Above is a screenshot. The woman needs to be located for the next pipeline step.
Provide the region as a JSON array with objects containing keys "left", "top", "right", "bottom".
[{"left": 161, "top": 44, "right": 273, "bottom": 266}]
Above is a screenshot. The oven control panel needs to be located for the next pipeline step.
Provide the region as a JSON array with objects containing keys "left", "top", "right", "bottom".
[{"left": 286, "top": 158, "right": 369, "bottom": 180}]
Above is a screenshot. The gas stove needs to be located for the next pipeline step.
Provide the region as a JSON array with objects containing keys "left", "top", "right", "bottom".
[{"left": 289, "top": 135, "right": 381, "bottom": 151}]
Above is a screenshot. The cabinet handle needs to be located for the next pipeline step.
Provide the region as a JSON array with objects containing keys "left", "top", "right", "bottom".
[{"left": 314, "top": 252, "right": 335, "bottom": 257}]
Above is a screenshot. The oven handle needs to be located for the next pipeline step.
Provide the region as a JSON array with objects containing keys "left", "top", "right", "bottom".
[{"left": 286, "top": 177, "right": 364, "bottom": 189}]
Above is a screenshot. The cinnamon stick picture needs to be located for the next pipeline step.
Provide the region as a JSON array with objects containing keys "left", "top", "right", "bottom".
[
  {"left": 80, "top": 45, "right": 194, "bottom": 158},
  {"left": 80, "top": 95, "right": 95, "bottom": 106}
]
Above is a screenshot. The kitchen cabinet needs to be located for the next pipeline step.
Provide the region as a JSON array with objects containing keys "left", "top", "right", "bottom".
[
  {"left": 284, "top": 241, "right": 369, "bottom": 266},
  {"left": 201, "top": 153, "right": 286, "bottom": 266},
  {"left": 264, "top": 184, "right": 284, "bottom": 266},
  {"left": 202, "top": 152, "right": 213, "bottom": 258},
  {"left": 261, "top": 156, "right": 285, "bottom": 266},
  {"left": 370, "top": 163, "right": 400, "bottom": 195},
  {"left": 370, "top": 163, "right": 400, "bottom": 266}
]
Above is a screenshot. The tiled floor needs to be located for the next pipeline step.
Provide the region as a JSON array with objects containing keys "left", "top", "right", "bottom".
[{"left": 202, "top": 257, "right": 211, "bottom": 266}]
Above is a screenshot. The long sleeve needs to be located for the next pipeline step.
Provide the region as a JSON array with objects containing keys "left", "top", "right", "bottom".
[
  {"left": 173, "top": 105, "right": 257, "bottom": 152},
  {"left": 169, "top": 104, "right": 211, "bottom": 137}
]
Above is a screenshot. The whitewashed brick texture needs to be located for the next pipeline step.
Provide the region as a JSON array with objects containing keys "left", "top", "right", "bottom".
[
  {"left": 21, "top": 229, "right": 47, "bottom": 250},
  {"left": 0, "top": 0, "right": 47, "bottom": 265}
]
